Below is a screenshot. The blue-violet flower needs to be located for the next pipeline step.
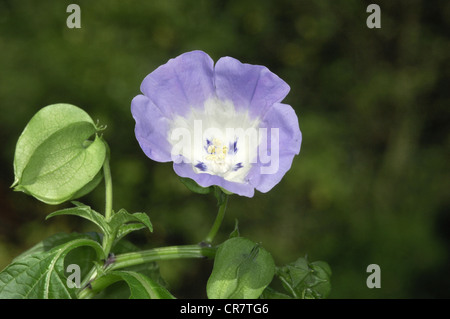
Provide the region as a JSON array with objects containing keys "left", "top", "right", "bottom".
[{"left": 131, "top": 50, "right": 301, "bottom": 197}]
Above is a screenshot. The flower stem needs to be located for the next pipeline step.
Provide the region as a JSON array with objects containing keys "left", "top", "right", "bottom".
[
  {"left": 204, "top": 193, "right": 228, "bottom": 244},
  {"left": 101, "top": 150, "right": 115, "bottom": 256},
  {"left": 103, "top": 154, "right": 113, "bottom": 222}
]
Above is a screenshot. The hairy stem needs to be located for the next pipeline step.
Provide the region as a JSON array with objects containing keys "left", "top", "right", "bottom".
[
  {"left": 110, "top": 244, "right": 216, "bottom": 270},
  {"left": 77, "top": 244, "right": 216, "bottom": 299}
]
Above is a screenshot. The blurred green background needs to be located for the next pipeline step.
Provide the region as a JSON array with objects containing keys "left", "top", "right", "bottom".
[{"left": 0, "top": 0, "right": 449, "bottom": 298}]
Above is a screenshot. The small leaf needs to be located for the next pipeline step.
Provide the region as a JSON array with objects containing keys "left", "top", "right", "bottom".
[
  {"left": 277, "top": 257, "right": 332, "bottom": 299},
  {"left": 207, "top": 237, "right": 275, "bottom": 299},
  {"left": 0, "top": 233, "right": 105, "bottom": 299},
  {"left": 109, "top": 209, "right": 153, "bottom": 234},
  {"left": 90, "top": 271, "right": 175, "bottom": 299},
  {"left": 108, "top": 209, "right": 153, "bottom": 248},
  {"left": 12, "top": 103, "right": 106, "bottom": 205},
  {"left": 116, "top": 223, "right": 147, "bottom": 241},
  {"left": 46, "top": 202, "right": 109, "bottom": 234},
  {"left": 178, "top": 177, "right": 213, "bottom": 194}
]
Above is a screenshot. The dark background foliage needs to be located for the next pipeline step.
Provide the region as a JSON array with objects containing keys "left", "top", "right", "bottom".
[{"left": 0, "top": 0, "right": 448, "bottom": 298}]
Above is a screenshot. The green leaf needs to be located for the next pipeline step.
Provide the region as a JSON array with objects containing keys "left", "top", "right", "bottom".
[
  {"left": 109, "top": 209, "right": 153, "bottom": 233},
  {"left": 90, "top": 271, "right": 175, "bottom": 299},
  {"left": 259, "top": 286, "right": 292, "bottom": 299},
  {"left": 12, "top": 232, "right": 87, "bottom": 260},
  {"left": 277, "top": 257, "right": 332, "bottom": 299},
  {"left": 45, "top": 205, "right": 152, "bottom": 253},
  {"left": 12, "top": 103, "right": 106, "bottom": 205},
  {"left": 116, "top": 223, "right": 147, "bottom": 241},
  {"left": 69, "top": 169, "right": 104, "bottom": 200},
  {"left": 65, "top": 241, "right": 102, "bottom": 281},
  {"left": 46, "top": 201, "right": 109, "bottom": 234},
  {"left": 0, "top": 233, "right": 105, "bottom": 299},
  {"left": 110, "top": 209, "right": 153, "bottom": 237},
  {"left": 207, "top": 237, "right": 275, "bottom": 299},
  {"left": 107, "top": 209, "right": 153, "bottom": 248},
  {"left": 178, "top": 177, "right": 213, "bottom": 194}
]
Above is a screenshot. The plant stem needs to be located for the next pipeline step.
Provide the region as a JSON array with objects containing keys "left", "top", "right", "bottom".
[
  {"left": 100, "top": 151, "right": 115, "bottom": 256},
  {"left": 77, "top": 244, "right": 216, "bottom": 299},
  {"left": 103, "top": 155, "right": 113, "bottom": 222},
  {"left": 110, "top": 244, "right": 216, "bottom": 271},
  {"left": 79, "top": 267, "right": 97, "bottom": 292},
  {"left": 204, "top": 194, "right": 228, "bottom": 244}
]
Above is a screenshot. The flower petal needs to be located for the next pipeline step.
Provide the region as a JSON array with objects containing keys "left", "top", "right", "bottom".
[
  {"left": 133, "top": 51, "right": 301, "bottom": 197},
  {"left": 214, "top": 57, "right": 290, "bottom": 119},
  {"left": 131, "top": 94, "right": 172, "bottom": 162},
  {"left": 140, "top": 50, "right": 215, "bottom": 118},
  {"left": 247, "top": 103, "right": 302, "bottom": 193},
  {"left": 173, "top": 161, "right": 256, "bottom": 197}
]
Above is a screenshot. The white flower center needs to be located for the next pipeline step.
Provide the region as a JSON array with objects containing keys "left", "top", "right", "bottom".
[{"left": 168, "top": 98, "right": 260, "bottom": 183}]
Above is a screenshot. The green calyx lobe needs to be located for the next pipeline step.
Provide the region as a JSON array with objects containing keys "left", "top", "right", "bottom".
[
  {"left": 207, "top": 237, "right": 275, "bottom": 299},
  {"left": 12, "top": 103, "right": 106, "bottom": 205}
]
